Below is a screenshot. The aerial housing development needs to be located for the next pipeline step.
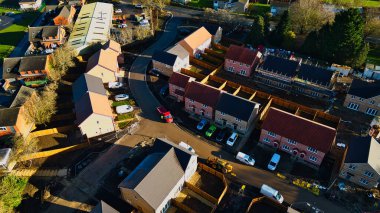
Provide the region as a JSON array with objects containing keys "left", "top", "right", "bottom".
[{"left": 0, "top": 0, "right": 379, "bottom": 212}]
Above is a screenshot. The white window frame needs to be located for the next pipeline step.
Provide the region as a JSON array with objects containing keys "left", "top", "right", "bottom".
[
  {"left": 235, "top": 118, "right": 241, "bottom": 122},
  {"left": 347, "top": 102, "right": 359, "bottom": 110},
  {"left": 263, "top": 138, "right": 271, "bottom": 143},
  {"left": 307, "top": 146, "right": 318, "bottom": 154},
  {"left": 351, "top": 95, "right": 355, "bottom": 99},
  {"left": 202, "top": 104, "right": 207, "bottom": 108},
  {"left": 364, "top": 171, "right": 374, "bottom": 178},
  {"left": 240, "top": 70, "right": 246, "bottom": 76},
  {"left": 309, "top": 156, "right": 318, "bottom": 162},
  {"left": 189, "top": 99, "right": 194, "bottom": 103},
  {"left": 282, "top": 144, "right": 290, "bottom": 151},
  {"left": 221, "top": 112, "right": 225, "bottom": 116},
  {"left": 228, "top": 67, "right": 233, "bottom": 72},
  {"left": 268, "top": 131, "right": 276, "bottom": 137},
  {"left": 311, "top": 91, "right": 319, "bottom": 97},
  {"left": 359, "top": 178, "right": 369, "bottom": 185},
  {"left": 0, "top": 127, "right": 7, "bottom": 131},
  {"left": 359, "top": 98, "right": 364, "bottom": 102},
  {"left": 287, "top": 139, "right": 297, "bottom": 145},
  {"left": 348, "top": 164, "right": 356, "bottom": 170},
  {"left": 366, "top": 108, "right": 378, "bottom": 116},
  {"left": 370, "top": 100, "right": 375, "bottom": 105}
]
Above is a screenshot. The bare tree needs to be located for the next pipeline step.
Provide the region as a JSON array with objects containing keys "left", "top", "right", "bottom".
[
  {"left": 154, "top": 0, "right": 170, "bottom": 12},
  {"left": 48, "top": 45, "right": 76, "bottom": 82},
  {"left": 134, "top": 26, "right": 153, "bottom": 40},
  {"left": 365, "top": 18, "right": 380, "bottom": 38},
  {"left": 10, "top": 136, "right": 39, "bottom": 163},
  {"left": 111, "top": 28, "right": 133, "bottom": 45},
  {"left": 289, "top": 0, "right": 334, "bottom": 35}
]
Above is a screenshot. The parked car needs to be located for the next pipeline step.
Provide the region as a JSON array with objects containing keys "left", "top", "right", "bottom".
[
  {"left": 196, "top": 119, "right": 207, "bottom": 130},
  {"left": 236, "top": 152, "right": 255, "bottom": 166},
  {"left": 115, "top": 8, "right": 122, "bottom": 13},
  {"left": 205, "top": 125, "right": 217, "bottom": 137},
  {"left": 216, "top": 130, "right": 227, "bottom": 142},
  {"left": 267, "top": 153, "right": 281, "bottom": 171},
  {"left": 226, "top": 132, "right": 238, "bottom": 146},
  {"left": 118, "top": 23, "right": 127, "bottom": 28},
  {"left": 149, "top": 69, "right": 160, "bottom": 77},
  {"left": 139, "top": 19, "right": 150, "bottom": 27},
  {"left": 160, "top": 84, "right": 169, "bottom": 96},
  {"left": 115, "top": 94, "right": 129, "bottom": 101},
  {"left": 156, "top": 106, "right": 173, "bottom": 123},
  {"left": 260, "top": 184, "right": 284, "bottom": 203},
  {"left": 135, "top": 4, "right": 144, "bottom": 8},
  {"left": 179, "top": 141, "right": 195, "bottom": 153},
  {"left": 116, "top": 105, "right": 133, "bottom": 114},
  {"left": 108, "top": 82, "right": 123, "bottom": 89}
]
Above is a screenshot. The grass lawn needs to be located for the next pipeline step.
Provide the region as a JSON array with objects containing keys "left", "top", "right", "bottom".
[
  {"left": 0, "top": 11, "right": 40, "bottom": 59},
  {"left": 187, "top": 0, "right": 213, "bottom": 8},
  {"left": 118, "top": 121, "right": 131, "bottom": 129},
  {"left": 111, "top": 99, "right": 136, "bottom": 107},
  {"left": 362, "top": 0, "right": 380, "bottom": 7},
  {"left": 323, "top": 0, "right": 380, "bottom": 7},
  {"left": 367, "top": 47, "right": 380, "bottom": 65},
  {"left": 0, "top": 7, "right": 21, "bottom": 14},
  {"left": 116, "top": 112, "right": 135, "bottom": 121}
]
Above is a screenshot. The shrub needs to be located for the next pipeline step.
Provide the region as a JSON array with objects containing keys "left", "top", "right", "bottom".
[
  {"left": 118, "top": 121, "right": 130, "bottom": 129},
  {"left": 116, "top": 113, "right": 135, "bottom": 121}
]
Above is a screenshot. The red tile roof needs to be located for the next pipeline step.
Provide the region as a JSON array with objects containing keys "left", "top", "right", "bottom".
[
  {"left": 262, "top": 107, "right": 336, "bottom": 153},
  {"left": 169, "top": 72, "right": 192, "bottom": 89},
  {"left": 225, "top": 45, "right": 259, "bottom": 65},
  {"left": 184, "top": 81, "right": 221, "bottom": 108}
]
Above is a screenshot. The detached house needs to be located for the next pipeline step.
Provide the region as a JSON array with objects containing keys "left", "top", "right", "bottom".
[
  {"left": 184, "top": 81, "right": 221, "bottom": 120},
  {"left": 19, "top": 0, "right": 42, "bottom": 10},
  {"left": 178, "top": 27, "right": 212, "bottom": 56},
  {"left": 86, "top": 49, "right": 120, "bottom": 83},
  {"left": 73, "top": 74, "right": 115, "bottom": 138},
  {"left": 28, "top": 26, "right": 66, "bottom": 50},
  {"left": 224, "top": 45, "right": 262, "bottom": 77},
  {"left": 215, "top": 93, "right": 260, "bottom": 134},
  {"left": 151, "top": 44, "right": 190, "bottom": 77},
  {"left": 53, "top": 6, "right": 76, "bottom": 26},
  {"left": 168, "top": 72, "right": 195, "bottom": 102},
  {"left": 344, "top": 79, "right": 380, "bottom": 116},
  {"left": 119, "top": 138, "right": 197, "bottom": 213},
  {"left": 340, "top": 136, "right": 380, "bottom": 189},
  {"left": 203, "top": 24, "right": 222, "bottom": 43},
  {"left": 259, "top": 107, "right": 336, "bottom": 167}
]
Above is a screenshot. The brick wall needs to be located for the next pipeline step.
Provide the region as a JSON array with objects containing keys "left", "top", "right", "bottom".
[
  {"left": 184, "top": 97, "right": 214, "bottom": 119},
  {"left": 343, "top": 94, "right": 380, "bottom": 116}
]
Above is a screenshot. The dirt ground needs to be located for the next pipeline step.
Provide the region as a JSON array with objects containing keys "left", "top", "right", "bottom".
[{"left": 192, "top": 169, "right": 225, "bottom": 198}]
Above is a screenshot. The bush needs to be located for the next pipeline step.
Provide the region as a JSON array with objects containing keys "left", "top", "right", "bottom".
[
  {"left": 112, "top": 99, "right": 135, "bottom": 107},
  {"left": 248, "top": 3, "right": 270, "bottom": 16},
  {"left": 118, "top": 121, "right": 130, "bottom": 129},
  {"left": 0, "top": 175, "right": 28, "bottom": 212},
  {"left": 116, "top": 113, "right": 135, "bottom": 121}
]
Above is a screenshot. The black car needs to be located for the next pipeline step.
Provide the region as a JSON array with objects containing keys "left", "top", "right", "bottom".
[{"left": 216, "top": 130, "right": 227, "bottom": 142}]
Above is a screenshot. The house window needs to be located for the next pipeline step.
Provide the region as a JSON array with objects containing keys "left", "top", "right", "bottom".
[
  {"left": 359, "top": 178, "right": 369, "bottom": 185},
  {"left": 311, "top": 91, "right": 319, "bottom": 97},
  {"left": 0, "top": 127, "right": 7, "bottom": 131},
  {"left": 268, "top": 131, "right": 276, "bottom": 137},
  {"left": 370, "top": 100, "right": 375, "bottom": 105},
  {"left": 263, "top": 138, "right": 271, "bottom": 143},
  {"left": 221, "top": 112, "right": 225, "bottom": 116},
  {"left": 287, "top": 139, "right": 297, "bottom": 145},
  {"left": 364, "top": 171, "right": 374, "bottom": 178},
  {"left": 307, "top": 147, "right": 318, "bottom": 154},
  {"left": 282, "top": 145, "right": 290, "bottom": 151},
  {"left": 351, "top": 95, "right": 355, "bottom": 99},
  {"left": 359, "top": 98, "right": 364, "bottom": 102},
  {"left": 309, "top": 156, "right": 318, "bottom": 162},
  {"left": 246, "top": 64, "right": 250, "bottom": 68},
  {"left": 189, "top": 99, "right": 194, "bottom": 103},
  {"left": 233, "top": 60, "right": 235, "bottom": 64},
  {"left": 202, "top": 104, "right": 207, "bottom": 108},
  {"left": 228, "top": 67, "right": 233, "bottom": 72},
  {"left": 235, "top": 118, "right": 241, "bottom": 122},
  {"left": 348, "top": 164, "right": 356, "bottom": 170},
  {"left": 240, "top": 70, "right": 246, "bottom": 76},
  {"left": 347, "top": 102, "right": 359, "bottom": 110},
  {"left": 240, "top": 62, "right": 242, "bottom": 66},
  {"left": 97, "top": 121, "right": 99, "bottom": 124},
  {"left": 366, "top": 108, "right": 378, "bottom": 116}
]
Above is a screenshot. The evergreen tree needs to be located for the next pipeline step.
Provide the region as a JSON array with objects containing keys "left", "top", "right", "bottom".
[
  {"left": 270, "top": 11, "right": 290, "bottom": 46},
  {"left": 248, "top": 15, "right": 265, "bottom": 47}
]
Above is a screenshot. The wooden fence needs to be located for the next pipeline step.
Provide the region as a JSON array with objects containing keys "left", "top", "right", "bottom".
[
  {"left": 190, "top": 57, "right": 217, "bottom": 71},
  {"left": 20, "top": 142, "right": 89, "bottom": 161},
  {"left": 212, "top": 43, "right": 228, "bottom": 52},
  {"left": 198, "top": 163, "right": 228, "bottom": 204},
  {"left": 172, "top": 199, "right": 197, "bottom": 213},
  {"left": 185, "top": 182, "right": 218, "bottom": 204},
  {"left": 181, "top": 68, "right": 206, "bottom": 80},
  {"left": 201, "top": 53, "right": 223, "bottom": 66},
  {"left": 205, "top": 48, "right": 225, "bottom": 60}
]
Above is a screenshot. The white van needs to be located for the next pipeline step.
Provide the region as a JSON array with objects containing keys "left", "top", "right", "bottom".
[
  {"left": 260, "top": 184, "right": 284, "bottom": 203},
  {"left": 179, "top": 141, "right": 195, "bottom": 153},
  {"left": 236, "top": 152, "right": 255, "bottom": 166},
  {"left": 226, "top": 132, "right": 238, "bottom": 146},
  {"left": 267, "top": 153, "right": 280, "bottom": 171}
]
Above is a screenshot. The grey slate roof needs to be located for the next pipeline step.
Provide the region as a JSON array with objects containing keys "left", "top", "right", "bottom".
[
  {"left": 57, "top": 6, "right": 70, "bottom": 19},
  {"left": 0, "top": 107, "right": 20, "bottom": 126},
  {"left": 298, "top": 64, "right": 334, "bottom": 87},
  {"left": 29, "top": 26, "right": 60, "bottom": 42},
  {"left": 216, "top": 93, "right": 259, "bottom": 121},
  {"left": 152, "top": 51, "right": 177, "bottom": 66},
  {"left": 345, "top": 136, "right": 372, "bottom": 163},
  {"left": 72, "top": 74, "right": 107, "bottom": 103},
  {"left": 167, "top": 44, "right": 189, "bottom": 60},
  {"left": 2, "top": 55, "right": 47, "bottom": 79},
  {"left": 261, "top": 55, "right": 299, "bottom": 77},
  {"left": 348, "top": 79, "right": 380, "bottom": 99},
  {"left": 203, "top": 23, "right": 220, "bottom": 35},
  {"left": 9, "top": 86, "right": 35, "bottom": 108}
]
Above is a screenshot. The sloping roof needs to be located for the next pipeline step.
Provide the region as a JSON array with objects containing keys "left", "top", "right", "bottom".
[
  {"left": 119, "top": 148, "right": 185, "bottom": 209},
  {"left": 91, "top": 201, "right": 119, "bottom": 213},
  {"left": 2, "top": 57, "right": 22, "bottom": 79},
  {"left": 103, "top": 40, "right": 121, "bottom": 54},
  {"left": 0, "top": 94, "right": 12, "bottom": 109},
  {"left": 184, "top": 81, "right": 221, "bottom": 108},
  {"left": 348, "top": 79, "right": 380, "bottom": 99},
  {"left": 225, "top": 45, "right": 259, "bottom": 65},
  {"left": 72, "top": 74, "right": 106, "bottom": 103},
  {"left": 297, "top": 64, "right": 334, "bottom": 87},
  {"left": 74, "top": 92, "right": 113, "bottom": 124},
  {"left": 9, "top": 86, "right": 35, "bottom": 108},
  {"left": 86, "top": 49, "right": 118, "bottom": 72},
  {"left": 152, "top": 51, "right": 177, "bottom": 66},
  {"left": 19, "top": 0, "right": 37, "bottom": 3},
  {"left": 261, "top": 55, "right": 299, "bottom": 77},
  {"left": 0, "top": 107, "right": 20, "bottom": 126},
  {"left": 202, "top": 24, "right": 220, "bottom": 35},
  {"left": 167, "top": 44, "right": 189, "bottom": 60},
  {"left": 216, "top": 93, "right": 259, "bottom": 121},
  {"left": 168, "top": 72, "right": 192, "bottom": 89},
  {"left": 262, "top": 107, "right": 336, "bottom": 153},
  {"left": 2, "top": 55, "right": 48, "bottom": 79},
  {"left": 57, "top": 6, "right": 70, "bottom": 19},
  {"left": 179, "top": 27, "right": 212, "bottom": 51},
  {"left": 29, "top": 26, "right": 60, "bottom": 42}
]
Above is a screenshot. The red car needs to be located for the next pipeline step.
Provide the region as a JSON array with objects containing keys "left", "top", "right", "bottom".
[{"left": 156, "top": 106, "right": 173, "bottom": 123}]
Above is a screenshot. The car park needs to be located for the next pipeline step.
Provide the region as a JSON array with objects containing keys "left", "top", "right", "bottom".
[
  {"left": 260, "top": 184, "right": 284, "bottom": 203},
  {"left": 226, "top": 132, "right": 238, "bottom": 146},
  {"left": 115, "top": 94, "right": 129, "bottom": 101},
  {"left": 216, "top": 130, "right": 227, "bottom": 142},
  {"left": 196, "top": 119, "right": 207, "bottom": 130},
  {"left": 205, "top": 125, "right": 217, "bottom": 137},
  {"left": 108, "top": 82, "right": 123, "bottom": 89},
  {"left": 267, "top": 153, "right": 281, "bottom": 171},
  {"left": 179, "top": 141, "right": 195, "bottom": 153},
  {"left": 116, "top": 105, "right": 133, "bottom": 114},
  {"left": 236, "top": 152, "right": 255, "bottom": 166}
]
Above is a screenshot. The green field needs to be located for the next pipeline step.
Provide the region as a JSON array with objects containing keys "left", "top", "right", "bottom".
[
  {"left": 187, "top": 0, "right": 213, "bottom": 8},
  {"left": 362, "top": 0, "right": 380, "bottom": 7},
  {"left": 367, "top": 47, "right": 380, "bottom": 65},
  {"left": 323, "top": 0, "right": 380, "bottom": 7}
]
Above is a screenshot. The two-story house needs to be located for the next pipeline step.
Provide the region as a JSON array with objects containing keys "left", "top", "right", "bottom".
[
  {"left": 259, "top": 107, "right": 337, "bottom": 167},
  {"left": 166, "top": 44, "right": 189, "bottom": 68},
  {"left": 73, "top": 74, "right": 115, "bottom": 138},
  {"left": 152, "top": 51, "right": 185, "bottom": 77},
  {"left": 19, "top": 0, "right": 42, "bottom": 10},
  {"left": 28, "top": 26, "right": 66, "bottom": 50},
  {"left": 168, "top": 72, "right": 195, "bottom": 102},
  {"left": 254, "top": 55, "right": 300, "bottom": 91},
  {"left": 119, "top": 138, "right": 197, "bottom": 213},
  {"left": 178, "top": 27, "right": 212, "bottom": 56},
  {"left": 224, "top": 45, "right": 262, "bottom": 77},
  {"left": 184, "top": 81, "right": 221, "bottom": 120},
  {"left": 53, "top": 6, "right": 76, "bottom": 26},
  {"left": 203, "top": 24, "right": 223, "bottom": 44},
  {"left": 343, "top": 79, "right": 380, "bottom": 116},
  {"left": 215, "top": 93, "right": 260, "bottom": 134},
  {"left": 86, "top": 49, "right": 120, "bottom": 83},
  {"left": 340, "top": 136, "right": 380, "bottom": 189}
]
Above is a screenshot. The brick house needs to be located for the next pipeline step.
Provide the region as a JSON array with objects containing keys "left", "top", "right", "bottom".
[
  {"left": 168, "top": 72, "right": 195, "bottom": 102},
  {"left": 259, "top": 107, "right": 337, "bottom": 167},
  {"left": 224, "top": 45, "right": 262, "bottom": 77},
  {"left": 152, "top": 51, "right": 186, "bottom": 77},
  {"left": 203, "top": 24, "right": 223, "bottom": 43},
  {"left": 340, "top": 136, "right": 380, "bottom": 189},
  {"left": 343, "top": 79, "right": 380, "bottom": 116},
  {"left": 28, "top": 26, "right": 66, "bottom": 50},
  {"left": 178, "top": 27, "right": 212, "bottom": 56},
  {"left": 86, "top": 49, "right": 120, "bottom": 83},
  {"left": 53, "top": 6, "right": 76, "bottom": 26},
  {"left": 184, "top": 81, "right": 221, "bottom": 120},
  {"left": 215, "top": 92, "right": 260, "bottom": 134},
  {"left": 103, "top": 40, "right": 124, "bottom": 64}
]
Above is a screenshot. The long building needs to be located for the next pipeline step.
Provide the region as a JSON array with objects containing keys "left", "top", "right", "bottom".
[{"left": 68, "top": 2, "right": 113, "bottom": 55}]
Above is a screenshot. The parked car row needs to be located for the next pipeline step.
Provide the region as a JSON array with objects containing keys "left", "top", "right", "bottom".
[{"left": 196, "top": 119, "right": 239, "bottom": 147}]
